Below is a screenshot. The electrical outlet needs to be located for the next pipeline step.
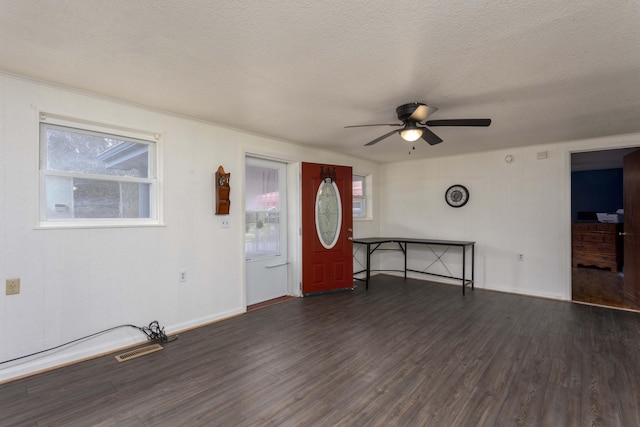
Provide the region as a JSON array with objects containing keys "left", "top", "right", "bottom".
[
  {"left": 6, "top": 278, "right": 20, "bottom": 295},
  {"left": 518, "top": 253, "right": 525, "bottom": 261},
  {"left": 179, "top": 271, "right": 187, "bottom": 283},
  {"left": 220, "top": 218, "right": 230, "bottom": 228}
]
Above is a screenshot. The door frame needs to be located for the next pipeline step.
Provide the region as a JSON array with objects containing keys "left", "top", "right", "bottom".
[
  {"left": 565, "top": 136, "right": 640, "bottom": 303},
  {"left": 242, "top": 151, "right": 302, "bottom": 307}
]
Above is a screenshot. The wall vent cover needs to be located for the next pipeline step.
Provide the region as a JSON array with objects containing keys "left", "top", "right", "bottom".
[{"left": 114, "top": 343, "right": 163, "bottom": 362}]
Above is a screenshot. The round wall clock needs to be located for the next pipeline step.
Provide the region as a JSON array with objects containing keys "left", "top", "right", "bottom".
[{"left": 445, "top": 185, "right": 469, "bottom": 208}]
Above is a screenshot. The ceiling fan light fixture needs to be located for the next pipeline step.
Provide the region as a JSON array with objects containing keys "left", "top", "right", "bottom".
[
  {"left": 346, "top": 102, "right": 491, "bottom": 147},
  {"left": 400, "top": 127, "right": 423, "bottom": 142}
]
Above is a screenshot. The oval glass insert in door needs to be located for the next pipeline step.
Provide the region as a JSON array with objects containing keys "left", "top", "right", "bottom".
[{"left": 315, "top": 179, "right": 342, "bottom": 249}]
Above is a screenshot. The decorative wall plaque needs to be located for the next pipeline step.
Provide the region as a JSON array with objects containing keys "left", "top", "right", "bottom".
[{"left": 215, "top": 165, "right": 230, "bottom": 215}]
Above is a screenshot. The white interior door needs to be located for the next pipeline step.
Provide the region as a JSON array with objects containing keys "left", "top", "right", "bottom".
[{"left": 245, "top": 157, "right": 288, "bottom": 305}]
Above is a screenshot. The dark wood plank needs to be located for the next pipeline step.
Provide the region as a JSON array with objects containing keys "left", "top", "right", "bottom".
[
  {"left": 246, "top": 295, "right": 295, "bottom": 312},
  {"left": 1, "top": 274, "right": 640, "bottom": 426},
  {"left": 572, "top": 266, "right": 637, "bottom": 309}
]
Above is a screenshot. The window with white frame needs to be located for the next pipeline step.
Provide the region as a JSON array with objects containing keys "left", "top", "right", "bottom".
[
  {"left": 39, "top": 115, "right": 161, "bottom": 226},
  {"left": 352, "top": 174, "right": 367, "bottom": 218}
]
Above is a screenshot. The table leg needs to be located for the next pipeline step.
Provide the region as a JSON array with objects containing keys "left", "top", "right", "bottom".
[
  {"left": 471, "top": 243, "right": 475, "bottom": 291},
  {"left": 403, "top": 242, "right": 407, "bottom": 280},
  {"left": 462, "top": 247, "right": 466, "bottom": 295},
  {"left": 366, "top": 243, "right": 371, "bottom": 291}
]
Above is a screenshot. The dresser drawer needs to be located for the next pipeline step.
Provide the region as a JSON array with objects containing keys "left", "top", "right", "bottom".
[
  {"left": 572, "top": 222, "right": 618, "bottom": 232},
  {"left": 573, "top": 232, "right": 616, "bottom": 244},
  {"left": 572, "top": 241, "right": 616, "bottom": 254},
  {"left": 571, "top": 222, "right": 623, "bottom": 272},
  {"left": 572, "top": 250, "right": 618, "bottom": 270}
]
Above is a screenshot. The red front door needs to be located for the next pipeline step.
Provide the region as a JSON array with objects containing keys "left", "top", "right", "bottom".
[{"left": 301, "top": 163, "right": 353, "bottom": 295}]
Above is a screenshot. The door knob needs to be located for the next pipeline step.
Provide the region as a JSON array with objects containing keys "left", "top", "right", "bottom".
[{"left": 619, "top": 232, "right": 628, "bottom": 236}]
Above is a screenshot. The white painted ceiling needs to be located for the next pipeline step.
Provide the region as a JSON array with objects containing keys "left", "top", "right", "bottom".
[{"left": 1, "top": 1, "right": 640, "bottom": 163}]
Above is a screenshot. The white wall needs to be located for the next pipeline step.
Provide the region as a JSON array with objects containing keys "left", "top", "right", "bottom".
[
  {"left": 378, "top": 134, "right": 640, "bottom": 300},
  {"left": 3, "top": 70, "right": 637, "bottom": 383},
  {"left": 0, "top": 73, "right": 379, "bottom": 382}
]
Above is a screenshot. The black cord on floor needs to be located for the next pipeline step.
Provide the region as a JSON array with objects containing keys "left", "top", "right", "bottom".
[
  {"left": 0, "top": 320, "right": 177, "bottom": 366},
  {"left": 138, "top": 320, "right": 178, "bottom": 344}
]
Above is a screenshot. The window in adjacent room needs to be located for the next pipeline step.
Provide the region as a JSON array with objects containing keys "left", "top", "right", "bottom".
[{"left": 39, "top": 115, "right": 161, "bottom": 227}]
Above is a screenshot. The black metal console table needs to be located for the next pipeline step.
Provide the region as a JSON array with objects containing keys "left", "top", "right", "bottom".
[{"left": 352, "top": 237, "right": 475, "bottom": 295}]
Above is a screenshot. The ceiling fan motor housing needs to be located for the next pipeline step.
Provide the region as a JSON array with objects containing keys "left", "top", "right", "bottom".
[{"left": 396, "top": 103, "right": 423, "bottom": 121}]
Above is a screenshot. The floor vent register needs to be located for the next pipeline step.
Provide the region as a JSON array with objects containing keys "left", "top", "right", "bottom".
[{"left": 114, "top": 343, "right": 163, "bottom": 362}]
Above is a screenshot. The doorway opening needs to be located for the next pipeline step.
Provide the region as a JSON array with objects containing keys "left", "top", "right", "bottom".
[
  {"left": 570, "top": 147, "right": 638, "bottom": 310},
  {"left": 245, "top": 156, "right": 289, "bottom": 306}
]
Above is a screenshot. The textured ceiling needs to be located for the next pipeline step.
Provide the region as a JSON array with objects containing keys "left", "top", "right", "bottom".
[{"left": 1, "top": 1, "right": 640, "bottom": 163}]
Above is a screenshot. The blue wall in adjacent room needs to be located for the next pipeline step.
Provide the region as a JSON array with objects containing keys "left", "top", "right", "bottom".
[{"left": 571, "top": 168, "right": 623, "bottom": 222}]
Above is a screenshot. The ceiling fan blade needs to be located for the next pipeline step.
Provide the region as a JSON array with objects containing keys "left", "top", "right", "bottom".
[
  {"left": 409, "top": 105, "right": 438, "bottom": 122},
  {"left": 425, "top": 119, "right": 491, "bottom": 127},
  {"left": 420, "top": 127, "right": 443, "bottom": 145},
  {"left": 396, "top": 103, "right": 438, "bottom": 121},
  {"left": 365, "top": 129, "right": 400, "bottom": 146},
  {"left": 345, "top": 123, "right": 402, "bottom": 128}
]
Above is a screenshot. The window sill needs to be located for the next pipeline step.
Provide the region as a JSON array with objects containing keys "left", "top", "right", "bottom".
[{"left": 35, "top": 220, "right": 165, "bottom": 230}]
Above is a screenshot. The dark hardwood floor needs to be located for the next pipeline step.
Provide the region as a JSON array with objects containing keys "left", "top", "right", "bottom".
[
  {"left": 2, "top": 274, "right": 640, "bottom": 426},
  {"left": 246, "top": 296, "right": 295, "bottom": 312},
  {"left": 572, "top": 266, "right": 638, "bottom": 310}
]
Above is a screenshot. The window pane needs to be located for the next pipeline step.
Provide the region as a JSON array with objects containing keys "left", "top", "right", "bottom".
[
  {"left": 39, "top": 119, "right": 160, "bottom": 225},
  {"left": 245, "top": 211, "right": 281, "bottom": 258},
  {"left": 245, "top": 165, "right": 281, "bottom": 258},
  {"left": 44, "top": 125, "right": 149, "bottom": 178},
  {"left": 44, "top": 175, "right": 74, "bottom": 219},
  {"left": 352, "top": 175, "right": 364, "bottom": 196},
  {"left": 73, "top": 178, "right": 121, "bottom": 218},
  {"left": 43, "top": 176, "right": 151, "bottom": 219},
  {"left": 353, "top": 174, "right": 366, "bottom": 218}
]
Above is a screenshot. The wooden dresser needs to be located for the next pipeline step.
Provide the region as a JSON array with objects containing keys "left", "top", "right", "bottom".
[{"left": 572, "top": 222, "right": 623, "bottom": 271}]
